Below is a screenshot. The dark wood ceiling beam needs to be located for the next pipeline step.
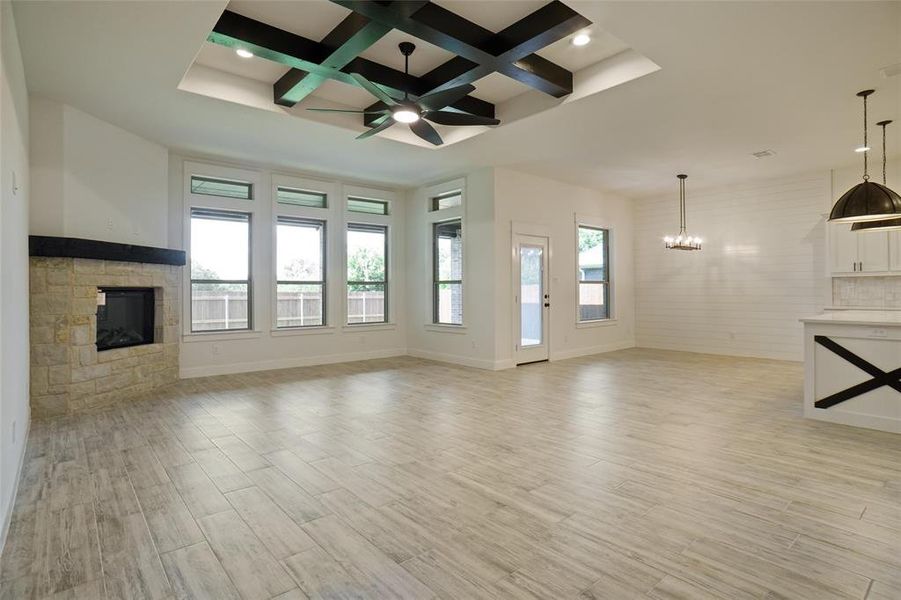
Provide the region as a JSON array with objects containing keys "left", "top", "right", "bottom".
[
  {"left": 274, "top": 14, "right": 392, "bottom": 106},
  {"left": 332, "top": 0, "right": 589, "bottom": 97},
  {"left": 208, "top": 10, "right": 493, "bottom": 118},
  {"left": 275, "top": 2, "right": 432, "bottom": 107}
]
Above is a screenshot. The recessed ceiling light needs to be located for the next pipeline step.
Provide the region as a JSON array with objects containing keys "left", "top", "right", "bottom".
[
  {"left": 572, "top": 33, "right": 590, "bottom": 47},
  {"left": 235, "top": 48, "right": 254, "bottom": 58},
  {"left": 855, "top": 145, "right": 870, "bottom": 153}
]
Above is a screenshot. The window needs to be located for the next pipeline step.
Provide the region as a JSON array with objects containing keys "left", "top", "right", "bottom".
[
  {"left": 277, "top": 187, "right": 327, "bottom": 209},
  {"left": 433, "top": 220, "right": 463, "bottom": 325},
  {"left": 577, "top": 225, "right": 610, "bottom": 321},
  {"left": 430, "top": 191, "right": 462, "bottom": 211},
  {"left": 346, "top": 224, "right": 387, "bottom": 324},
  {"left": 276, "top": 218, "right": 325, "bottom": 328},
  {"left": 190, "top": 175, "right": 253, "bottom": 200},
  {"left": 347, "top": 197, "right": 389, "bottom": 216},
  {"left": 190, "top": 209, "right": 252, "bottom": 331}
]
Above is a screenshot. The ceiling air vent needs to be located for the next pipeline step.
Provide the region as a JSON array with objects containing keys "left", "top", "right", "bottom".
[
  {"left": 751, "top": 149, "right": 776, "bottom": 159},
  {"left": 880, "top": 62, "right": 901, "bottom": 79}
]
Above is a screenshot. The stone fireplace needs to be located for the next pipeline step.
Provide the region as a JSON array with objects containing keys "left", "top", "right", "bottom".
[{"left": 29, "top": 236, "right": 185, "bottom": 417}]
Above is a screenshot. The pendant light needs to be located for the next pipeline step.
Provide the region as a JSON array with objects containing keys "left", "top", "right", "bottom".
[
  {"left": 829, "top": 90, "right": 901, "bottom": 222},
  {"left": 851, "top": 120, "right": 900, "bottom": 231},
  {"left": 664, "top": 174, "right": 702, "bottom": 250}
]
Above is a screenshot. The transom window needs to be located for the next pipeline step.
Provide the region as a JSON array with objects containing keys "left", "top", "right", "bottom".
[
  {"left": 430, "top": 191, "right": 462, "bottom": 212},
  {"left": 347, "top": 197, "right": 389, "bottom": 216},
  {"left": 346, "top": 224, "right": 387, "bottom": 324},
  {"left": 190, "top": 209, "right": 252, "bottom": 331},
  {"left": 433, "top": 219, "right": 463, "bottom": 325},
  {"left": 190, "top": 175, "right": 253, "bottom": 200},
  {"left": 277, "top": 187, "right": 327, "bottom": 209},
  {"left": 577, "top": 225, "right": 610, "bottom": 321},
  {"left": 276, "top": 218, "right": 325, "bottom": 328}
]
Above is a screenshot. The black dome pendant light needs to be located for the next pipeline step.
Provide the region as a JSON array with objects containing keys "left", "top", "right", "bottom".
[
  {"left": 852, "top": 119, "right": 900, "bottom": 231},
  {"left": 829, "top": 90, "right": 901, "bottom": 223}
]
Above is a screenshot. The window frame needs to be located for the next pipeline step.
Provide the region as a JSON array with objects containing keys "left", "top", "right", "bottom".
[
  {"left": 432, "top": 218, "right": 464, "bottom": 325},
  {"left": 575, "top": 219, "right": 613, "bottom": 324},
  {"left": 423, "top": 179, "right": 466, "bottom": 329},
  {"left": 345, "top": 222, "right": 389, "bottom": 325},
  {"left": 188, "top": 208, "right": 254, "bottom": 333},
  {"left": 270, "top": 174, "right": 336, "bottom": 331},
  {"left": 275, "top": 216, "right": 327, "bottom": 329},
  {"left": 342, "top": 185, "right": 395, "bottom": 327},
  {"left": 184, "top": 162, "right": 262, "bottom": 337}
]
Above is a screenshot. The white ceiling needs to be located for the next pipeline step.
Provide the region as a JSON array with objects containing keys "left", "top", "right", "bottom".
[{"left": 12, "top": 1, "right": 901, "bottom": 198}]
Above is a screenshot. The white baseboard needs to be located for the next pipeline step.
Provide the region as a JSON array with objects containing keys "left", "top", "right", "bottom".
[
  {"left": 635, "top": 340, "right": 800, "bottom": 362},
  {"left": 179, "top": 339, "right": 637, "bottom": 379},
  {"left": 550, "top": 339, "right": 636, "bottom": 361},
  {"left": 0, "top": 413, "right": 30, "bottom": 561},
  {"left": 179, "top": 348, "right": 407, "bottom": 378},
  {"left": 407, "top": 348, "right": 510, "bottom": 371}
]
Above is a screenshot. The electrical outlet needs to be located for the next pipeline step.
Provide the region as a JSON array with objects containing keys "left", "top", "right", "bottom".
[
  {"left": 211, "top": 343, "right": 220, "bottom": 356},
  {"left": 471, "top": 341, "right": 477, "bottom": 349},
  {"left": 106, "top": 218, "right": 114, "bottom": 230}
]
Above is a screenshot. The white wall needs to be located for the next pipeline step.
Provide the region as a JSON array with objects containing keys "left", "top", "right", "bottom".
[
  {"left": 634, "top": 173, "right": 830, "bottom": 361},
  {"left": 171, "top": 156, "right": 407, "bottom": 377},
  {"left": 29, "top": 97, "right": 169, "bottom": 247},
  {"left": 493, "top": 168, "right": 636, "bottom": 365},
  {"left": 405, "top": 167, "right": 636, "bottom": 369},
  {"left": 0, "top": 0, "right": 30, "bottom": 553},
  {"left": 405, "top": 168, "right": 500, "bottom": 369}
]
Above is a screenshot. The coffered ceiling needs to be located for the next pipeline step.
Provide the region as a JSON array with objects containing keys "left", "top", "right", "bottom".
[{"left": 12, "top": 1, "right": 901, "bottom": 197}]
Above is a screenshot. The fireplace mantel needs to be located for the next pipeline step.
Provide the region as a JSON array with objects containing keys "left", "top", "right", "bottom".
[{"left": 29, "top": 235, "right": 186, "bottom": 266}]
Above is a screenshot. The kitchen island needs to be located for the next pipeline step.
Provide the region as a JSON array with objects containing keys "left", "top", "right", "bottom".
[{"left": 801, "top": 311, "right": 901, "bottom": 433}]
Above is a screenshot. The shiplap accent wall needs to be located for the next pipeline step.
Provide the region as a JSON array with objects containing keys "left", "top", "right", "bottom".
[{"left": 634, "top": 173, "right": 830, "bottom": 361}]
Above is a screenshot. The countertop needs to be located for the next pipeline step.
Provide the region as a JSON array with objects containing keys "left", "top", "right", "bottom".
[{"left": 800, "top": 310, "right": 901, "bottom": 326}]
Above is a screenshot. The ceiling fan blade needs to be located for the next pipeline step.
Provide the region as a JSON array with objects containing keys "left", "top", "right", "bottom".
[
  {"left": 424, "top": 111, "right": 500, "bottom": 127},
  {"left": 417, "top": 83, "right": 476, "bottom": 112},
  {"left": 307, "top": 108, "right": 390, "bottom": 114},
  {"left": 350, "top": 73, "right": 398, "bottom": 107},
  {"left": 356, "top": 119, "right": 396, "bottom": 140},
  {"left": 409, "top": 119, "right": 443, "bottom": 146}
]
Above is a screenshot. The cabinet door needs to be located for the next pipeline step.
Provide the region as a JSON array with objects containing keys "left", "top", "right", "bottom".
[
  {"left": 889, "top": 231, "right": 901, "bottom": 271},
  {"left": 858, "top": 231, "right": 889, "bottom": 272},
  {"left": 830, "top": 222, "right": 858, "bottom": 273}
]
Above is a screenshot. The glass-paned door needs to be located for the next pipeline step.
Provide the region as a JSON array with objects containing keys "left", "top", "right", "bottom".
[{"left": 514, "top": 234, "right": 549, "bottom": 364}]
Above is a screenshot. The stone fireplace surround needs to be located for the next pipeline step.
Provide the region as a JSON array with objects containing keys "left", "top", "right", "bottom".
[{"left": 29, "top": 236, "right": 185, "bottom": 417}]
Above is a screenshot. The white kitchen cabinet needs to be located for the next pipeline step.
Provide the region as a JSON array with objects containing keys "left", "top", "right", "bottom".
[
  {"left": 858, "top": 230, "right": 890, "bottom": 272},
  {"left": 889, "top": 231, "right": 901, "bottom": 271},
  {"left": 829, "top": 222, "right": 889, "bottom": 274}
]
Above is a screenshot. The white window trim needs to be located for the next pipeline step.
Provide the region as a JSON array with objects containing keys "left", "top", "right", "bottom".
[
  {"left": 425, "top": 178, "right": 466, "bottom": 326},
  {"left": 575, "top": 213, "right": 614, "bottom": 326},
  {"left": 271, "top": 174, "right": 337, "bottom": 331},
  {"left": 183, "top": 160, "right": 264, "bottom": 337},
  {"left": 343, "top": 185, "right": 397, "bottom": 326}
]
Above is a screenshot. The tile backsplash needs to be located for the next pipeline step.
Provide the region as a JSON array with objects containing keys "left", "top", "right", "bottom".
[{"left": 833, "top": 276, "right": 901, "bottom": 308}]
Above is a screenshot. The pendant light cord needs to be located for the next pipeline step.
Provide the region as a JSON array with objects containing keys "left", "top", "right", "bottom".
[
  {"left": 882, "top": 121, "right": 889, "bottom": 185},
  {"left": 863, "top": 93, "right": 869, "bottom": 181},
  {"left": 679, "top": 176, "right": 687, "bottom": 234}
]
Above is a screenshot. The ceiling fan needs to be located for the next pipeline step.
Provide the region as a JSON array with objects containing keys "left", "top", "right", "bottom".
[{"left": 307, "top": 42, "right": 500, "bottom": 146}]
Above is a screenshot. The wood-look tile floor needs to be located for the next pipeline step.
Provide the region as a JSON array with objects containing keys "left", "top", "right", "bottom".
[{"left": 2, "top": 349, "right": 900, "bottom": 600}]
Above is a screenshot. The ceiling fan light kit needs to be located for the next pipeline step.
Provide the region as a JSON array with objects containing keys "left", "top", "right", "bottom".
[
  {"left": 664, "top": 174, "right": 702, "bottom": 251},
  {"left": 829, "top": 90, "right": 901, "bottom": 223},
  {"left": 307, "top": 42, "right": 500, "bottom": 145}
]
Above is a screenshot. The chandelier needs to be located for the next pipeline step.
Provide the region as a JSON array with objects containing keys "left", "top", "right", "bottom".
[{"left": 664, "top": 174, "right": 702, "bottom": 251}]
